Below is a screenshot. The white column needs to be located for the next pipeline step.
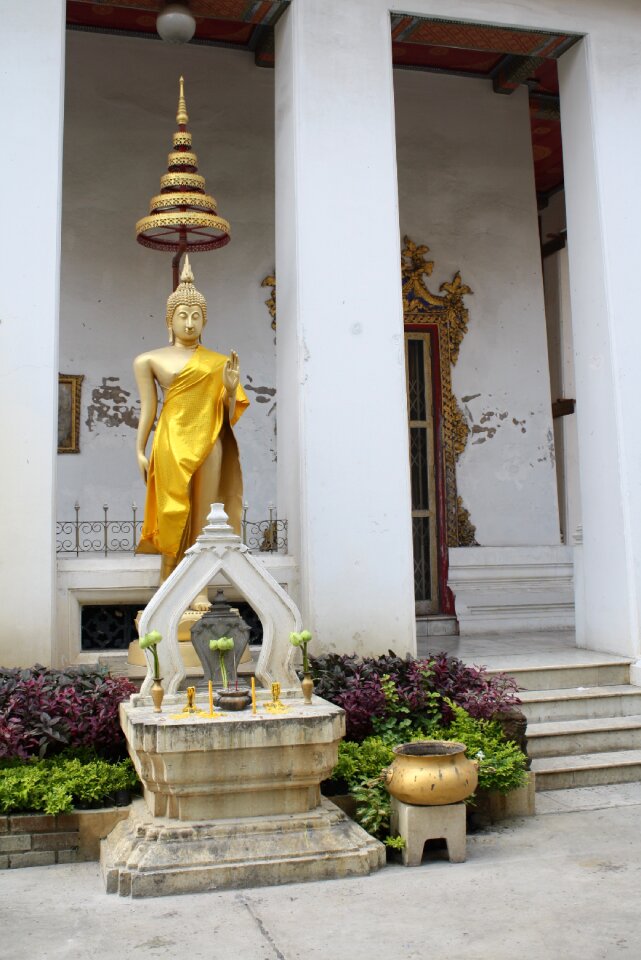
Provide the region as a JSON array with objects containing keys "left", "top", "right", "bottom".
[
  {"left": 559, "top": 38, "right": 641, "bottom": 660},
  {"left": 0, "top": 1, "right": 65, "bottom": 666},
  {"left": 274, "top": 1, "right": 416, "bottom": 657}
]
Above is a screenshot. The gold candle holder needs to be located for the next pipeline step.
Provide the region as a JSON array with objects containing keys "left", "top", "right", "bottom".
[
  {"left": 184, "top": 686, "right": 198, "bottom": 713},
  {"left": 170, "top": 684, "right": 224, "bottom": 720},
  {"left": 264, "top": 681, "right": 290, "bottom": 714}
]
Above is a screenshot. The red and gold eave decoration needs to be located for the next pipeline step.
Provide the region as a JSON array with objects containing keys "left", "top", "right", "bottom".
[
  {"left": 68, "top": 2, "right": 577, "bottom": 201},
  {"left": 135, "top": 76, "right": 230, "bottom": 260}
]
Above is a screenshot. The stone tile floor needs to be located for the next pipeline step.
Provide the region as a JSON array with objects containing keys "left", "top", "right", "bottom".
[
  {"left": 536, "top": 781, "right": 641, "bottom": 814},
  {"left": 2, "top": 782, "right": 641, "bottom": 960},
  {"left": 417, "top": 629, "right": 630, "bottom": 670}
]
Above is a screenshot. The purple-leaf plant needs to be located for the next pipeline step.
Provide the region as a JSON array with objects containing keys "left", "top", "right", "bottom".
[{"left": 0, "top": 666, "right": 136, "bottom": 761}]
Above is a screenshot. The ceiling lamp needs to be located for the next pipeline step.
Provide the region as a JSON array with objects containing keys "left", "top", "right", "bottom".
[{"left": 156, "top": 4, "right": 196, "bottom": 44}]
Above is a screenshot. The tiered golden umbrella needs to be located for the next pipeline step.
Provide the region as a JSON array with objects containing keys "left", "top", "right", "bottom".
[{"left": 136, "top": 77, "right": 230, "bottom": 289}]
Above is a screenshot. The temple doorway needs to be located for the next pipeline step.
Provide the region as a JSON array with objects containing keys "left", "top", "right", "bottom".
[
  {"left": 401, "top": 238, "right": 474, "bottom": 622},
  {"left": 405, "top": 329, "right": 440, "bottom": 614}
]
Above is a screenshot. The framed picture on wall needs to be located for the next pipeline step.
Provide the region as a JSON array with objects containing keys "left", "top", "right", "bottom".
[{"left": 58, "top": 374, "right": 84, "bottom": 454}]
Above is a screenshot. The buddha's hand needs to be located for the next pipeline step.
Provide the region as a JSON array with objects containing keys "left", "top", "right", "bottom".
[
  {"left": 137, "top": 451, "right": 149, "bottom": 484},
  {"left": 223, "top": 350, "right": 240, "bottom": 397}
]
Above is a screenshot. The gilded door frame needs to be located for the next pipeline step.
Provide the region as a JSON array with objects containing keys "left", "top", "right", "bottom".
[
  {"left": 401, "top": 237, "right": 477, "bottom": 550},
  {"left": 405, "top": 328, "right": 440, "bottom": 613}
]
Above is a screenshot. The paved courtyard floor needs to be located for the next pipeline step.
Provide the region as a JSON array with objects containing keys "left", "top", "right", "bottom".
[
  {"left": 416, "top": 628, "right": 630, "bottom": 670},
  {"left": 2, "top": 782, "right": 641, "bottom": 960}
]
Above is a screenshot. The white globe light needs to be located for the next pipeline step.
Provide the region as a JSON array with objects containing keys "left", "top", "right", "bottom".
[{"left": 156, "top": 4, "right": 196, "bottom": 44}]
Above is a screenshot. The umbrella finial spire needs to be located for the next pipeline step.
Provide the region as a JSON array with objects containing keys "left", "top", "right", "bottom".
[{"left": 177, "top": 75, "right": 188, "bottom": 126}]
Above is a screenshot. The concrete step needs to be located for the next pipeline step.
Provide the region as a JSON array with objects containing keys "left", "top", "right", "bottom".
[
  {"left": 532, "top": 750, "right": 641, "bottom": 790},
  {"left": 489, "top": 660, "right": 631, "bottom": 691},
  {"left": 415, "top": 616, "right": 459, "bottom": 638},
  {"left": 527, "top": 715, "right": 641, "bottom": 758},
  {"left": 519, "top": 685, "right": 641, "bottom": 723}
]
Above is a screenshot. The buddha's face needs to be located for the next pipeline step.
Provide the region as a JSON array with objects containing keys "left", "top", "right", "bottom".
[{"left": 170, "top": 303, "right": 205, "bottom": 345}]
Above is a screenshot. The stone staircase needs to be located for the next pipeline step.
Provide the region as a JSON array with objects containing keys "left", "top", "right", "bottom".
[{"left": 497, "top": 658, "right": 641, "bottom": 790}]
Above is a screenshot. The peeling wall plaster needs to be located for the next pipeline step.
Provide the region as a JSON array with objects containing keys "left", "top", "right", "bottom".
[{"left": 85, "top": 377, "right": 139, "bottom": 432}]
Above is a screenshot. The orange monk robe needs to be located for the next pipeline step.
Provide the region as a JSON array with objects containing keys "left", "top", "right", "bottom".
[{"left": 137, "top": 346, "right": 249, "bottom": 559}]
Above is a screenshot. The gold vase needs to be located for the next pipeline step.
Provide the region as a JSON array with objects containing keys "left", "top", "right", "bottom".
[
  {"left": 384, "top": 741, "right": 478, "bottom": 806},
  {"left": 151, "top": 678, "right": 164, "bottom": 713},
  {"left": 301, "top": 674, "right": 314, "bottom": 705}
]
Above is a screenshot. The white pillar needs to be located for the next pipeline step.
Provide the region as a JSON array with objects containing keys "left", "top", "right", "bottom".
[
  {"left": 0, "top": 1, "right": 65, "bottom": 666},
  {"left": 559, "top": 37, "right": 641, "bottom": 660},
  {"left": 274, "top": 1, "right": 416, "bottom": 657}
]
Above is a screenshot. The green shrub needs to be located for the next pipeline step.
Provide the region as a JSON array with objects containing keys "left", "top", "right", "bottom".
[
  {"left": 352, "top": 776, "right": 393, "bottom": 841},
  {"left": 330, "top": 703, "right": 527, "bottom": 840},
  {"left": 433, "top": 703, "right": 528, "bottom": 795},
  {"left": 0, "top": 754, "right": 139, "bottom": 815},
  {"left": 333, "top": 737, "right": 394, "bottom": 785}
]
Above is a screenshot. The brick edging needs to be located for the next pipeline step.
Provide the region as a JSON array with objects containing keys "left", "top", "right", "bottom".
[{"left": 0, "top": 807, "right": 130, "bottom": 869}]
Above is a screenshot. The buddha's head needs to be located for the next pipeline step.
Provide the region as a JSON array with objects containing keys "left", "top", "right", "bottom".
[{"left": 166, "top": 255, "right": 207, "bottom": 344}]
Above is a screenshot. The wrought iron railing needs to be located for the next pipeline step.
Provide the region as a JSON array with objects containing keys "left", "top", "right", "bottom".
[
  {"left": 241, "top": 504, "right": 288, "bottom": 554},
  {"left": 56, "top": 503, "right": 287, "bottom": 556},
  {"left": 57, "top": 503, "right": 142, "bottom": 556}
]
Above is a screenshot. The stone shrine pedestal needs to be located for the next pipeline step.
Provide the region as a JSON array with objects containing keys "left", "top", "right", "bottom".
[
  {"left": 102, "top": 506, "right": 385, "bottom": 896},
  {"left": 101, "top": 694, "right": 384, "bottom": 897}
]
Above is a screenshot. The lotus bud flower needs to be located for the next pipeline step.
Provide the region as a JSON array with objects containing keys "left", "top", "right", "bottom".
[
  {"left": 139, "top": 631, "right": 162, "bottom": 680},
  {"left": 291, "top": 629, "right": 312, "bottom": 674},
  {"left": 140, "top": 632, "right": 162, "bottom": 650},
  {"left": 210, "top": 636, "right": 234, "bottom": 689}
]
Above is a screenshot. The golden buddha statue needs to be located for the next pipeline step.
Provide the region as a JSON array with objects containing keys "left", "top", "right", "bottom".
[{"left": 134, "top": 257, "right": 249, "bottom": 592}]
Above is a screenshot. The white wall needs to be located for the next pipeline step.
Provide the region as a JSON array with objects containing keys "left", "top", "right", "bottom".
[
  {"left": 0, "top": 0, "right": 65, "bottom": 667},
  {"left": 559, "top": 36, "right": 641, "bottom": 657},
  {"left": 56, "top": 0, "right": 641, "bottom": 664},
  {"left": 346, "top": 0, "right": 641, "bottom": 659},
  {"left": 274, "top": 3, "right": 417, "bottom": 657},
  {"left": 540, "top": 192, "right": 582, "bottom": 548},
  {"left": 61, "top": 28, "right": 561, "bottom": 553},
  {"left": 59, "top": 28, "right": 561, "bottom": 587},
  {"left": 58, "top": 32, "right": 277, "bottom": 526},
  {"left": 395, "top": 71, "right": 560, "bottom": 546}
]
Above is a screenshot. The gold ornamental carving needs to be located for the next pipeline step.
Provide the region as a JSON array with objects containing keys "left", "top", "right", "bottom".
[
  {"left": 261, "top": 275, "right": 276, "bottom": 330},
  {"left": 160, "top": 172, "right": 206, "bottom": 191},
  {"left": 136, "top": 211, "right": 230, "bottom": 235},
  {"left": 167, "top": 150, "right": 199, "bottom": 167},
  {"left": 456, "top": 497, "right": 478, "bottom": 548},
  {"left": 260, "top": 236, "right": 477, "bottom": 547},
  {"left": 401, "top": 236, "right": 477, "bottom": 547},
  {"left": 173, "top": 132, "right": 193, "bottom": 148},
  {"left": 150, "top": 192, "right": 218, "bottom": 213}
]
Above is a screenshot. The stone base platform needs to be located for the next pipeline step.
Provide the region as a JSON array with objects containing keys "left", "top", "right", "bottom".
[
  {"left": 101, "top": 798, "right": 385, "bottom": 897},
  {"left": 390, "top": 798, "right": 466, "bottom": 866}
]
